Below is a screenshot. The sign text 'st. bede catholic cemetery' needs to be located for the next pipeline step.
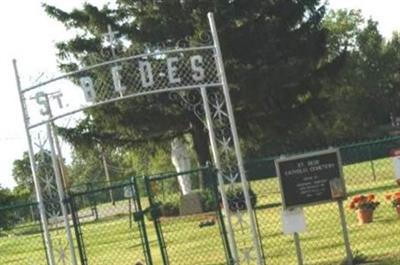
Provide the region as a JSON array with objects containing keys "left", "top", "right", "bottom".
[{"left": 276, "top": 149, "right": 347, "bottom": 209}]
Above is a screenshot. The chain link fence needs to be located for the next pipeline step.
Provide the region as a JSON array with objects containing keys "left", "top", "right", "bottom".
[
  {"left": 0, "top": 202, "right": 48, "bottom": 265},
  {"left": 2, "top": 137, "right": 400, "bottom": 265},
  {"left": 249, "top": 136, "right": 400, "bottom": 265}
]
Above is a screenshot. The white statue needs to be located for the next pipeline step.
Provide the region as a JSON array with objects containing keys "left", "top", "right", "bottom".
[{"left": 171, "top": 137, "right": 192, "bottom": 195}]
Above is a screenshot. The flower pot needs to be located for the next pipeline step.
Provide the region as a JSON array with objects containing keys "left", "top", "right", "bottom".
[{"left": 357, "top": 209, "right": 374, "bottom": 224}]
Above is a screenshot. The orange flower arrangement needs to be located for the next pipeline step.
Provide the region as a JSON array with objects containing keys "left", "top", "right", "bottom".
[
  {"left": 385, "top": 191, "right": 400, "bottom": 208},
  {"left": 349, "top": 194, "right": 380, "bottom": 211}
]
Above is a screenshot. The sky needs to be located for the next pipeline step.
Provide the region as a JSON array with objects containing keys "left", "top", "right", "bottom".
[{"left": 1, "top": 0, "right": 400, "bottom": 189}]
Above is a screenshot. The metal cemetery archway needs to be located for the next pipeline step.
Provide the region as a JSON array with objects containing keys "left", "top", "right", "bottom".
[{"left": 14, "top": 13, "right": 263, "bottom": 265}]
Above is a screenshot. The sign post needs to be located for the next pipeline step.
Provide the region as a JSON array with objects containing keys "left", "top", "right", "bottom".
[
  {"left": 338, "top": 200, "right": 353, "bottom": 265},
  {"left": 275, "top": 149, "right": 352, "bottom": 265},
  {"left": 282, "top": 207, "right": 305, "bottom": 265},
  {"left": 293, "top": 232, "right": 303, "bottom": 265}
]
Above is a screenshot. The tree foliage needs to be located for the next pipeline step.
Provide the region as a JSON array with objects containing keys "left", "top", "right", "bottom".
[
  {"left": 44, "top": 0, "right": 338, "bottom": 160},
  {"left": 0, "top": 186, "right": 13, "bottom": 206},
  {"left": 12, "top": 151, "right": 53, "bottom": 196},
  {"left": 321, "top": 9, "right": 400, "bottom": 142},
  {"left": 0, "top": 186, "right": 14, "bottom": 228},
  {"left": 67, "top": 141, "right": 178, "bottom": 189},
  {"left": 323, "top": 9, "right": 364, "bottom": 58},
  {"left": 10, "top": 3, "right": 400, "bottom": 208}
]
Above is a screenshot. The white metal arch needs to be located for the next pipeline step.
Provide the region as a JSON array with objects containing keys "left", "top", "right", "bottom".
[{"left": 14, "top": 13, "right": 264, "bottom": 265}]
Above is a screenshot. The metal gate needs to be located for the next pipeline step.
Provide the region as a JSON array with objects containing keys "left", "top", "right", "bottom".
[
  {"left": 144, "top": 167, "right": 232, "bottom": 265},
  {"left": 69, "top": 178, "right": 152, "bottom": 265}
]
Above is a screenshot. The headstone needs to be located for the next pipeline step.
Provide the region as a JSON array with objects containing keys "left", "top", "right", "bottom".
[{"left": 179, "top": 192, "right": 203, "bottom": 215}]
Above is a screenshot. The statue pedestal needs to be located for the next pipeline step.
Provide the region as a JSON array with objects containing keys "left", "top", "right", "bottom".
[{"left": 180, "top": 193, "right": 203, "bottom": 216}]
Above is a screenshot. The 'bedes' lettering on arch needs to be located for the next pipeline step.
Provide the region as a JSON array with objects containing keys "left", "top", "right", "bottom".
[{"left": 77, "top": 54, "right": 206, "bottom": 104}]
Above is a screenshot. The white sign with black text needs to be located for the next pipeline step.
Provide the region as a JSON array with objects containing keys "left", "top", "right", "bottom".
[{"left": 282, "top": 208, "right": 306, "bottom": 235}]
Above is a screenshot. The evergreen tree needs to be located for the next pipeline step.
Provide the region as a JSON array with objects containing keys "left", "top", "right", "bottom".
[{"left": 44, "top": 0, "right": 336, "bottom": 161}]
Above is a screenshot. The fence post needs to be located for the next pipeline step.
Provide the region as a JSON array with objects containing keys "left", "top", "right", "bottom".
[
  {"left": 87, "top": 183, "right": 98, "bottom": 220},
  {"left": 128, "top": 196, "right": 133, "bottom": 229},
  {"left": 368, "top": 145, "right": 377, "bottom": 181},
  {"left": 144, "top": 176, "right": 169, "bottom": 265},
  {"left": 68, "top": 192, "right": 88, "bottom": 265},
  {"left": 37, "top": 203, "right": 51, "bottom": 265},
  {"left": 131, "top": 177, "right": 153, "bottom": 265},
  {"left": 206, "top": 166, "right": 234, "bottom": 264}
]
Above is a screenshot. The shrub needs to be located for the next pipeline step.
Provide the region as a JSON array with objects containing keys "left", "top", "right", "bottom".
[
  {"left": 159, "top": 189, "right": 219, "bottom": 215},
  {"left": 160, "top": 189, "right": 218, "bottom": 215},
  {"left": 222, "top": 186, "right": 257, "bottom": 211},
  {"left": 196, "top": 189, "right": 216, "bottom": 212},
  {"left": 160, "top": 201, "right": 180, "bottom": 217},
  {"left": 145, "top": 186, "right": 257, "bottom": 220}
]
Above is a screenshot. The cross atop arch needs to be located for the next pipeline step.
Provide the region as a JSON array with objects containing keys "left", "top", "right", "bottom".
[{"left": 102, "top": 24, "right": 119, "bottom": 57}]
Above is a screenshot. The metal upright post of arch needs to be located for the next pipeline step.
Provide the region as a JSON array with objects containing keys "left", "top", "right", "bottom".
[
  {"left": 13, "top": 59, "right": 56, "bottom": 265},
  {"left": 206, "top": 12, "right": 264, "bottom": 265}
]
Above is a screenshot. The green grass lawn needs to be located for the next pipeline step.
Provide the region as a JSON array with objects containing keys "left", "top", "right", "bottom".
[{"left": 1, "top": 158, "right": 400, "bottom": 265}]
